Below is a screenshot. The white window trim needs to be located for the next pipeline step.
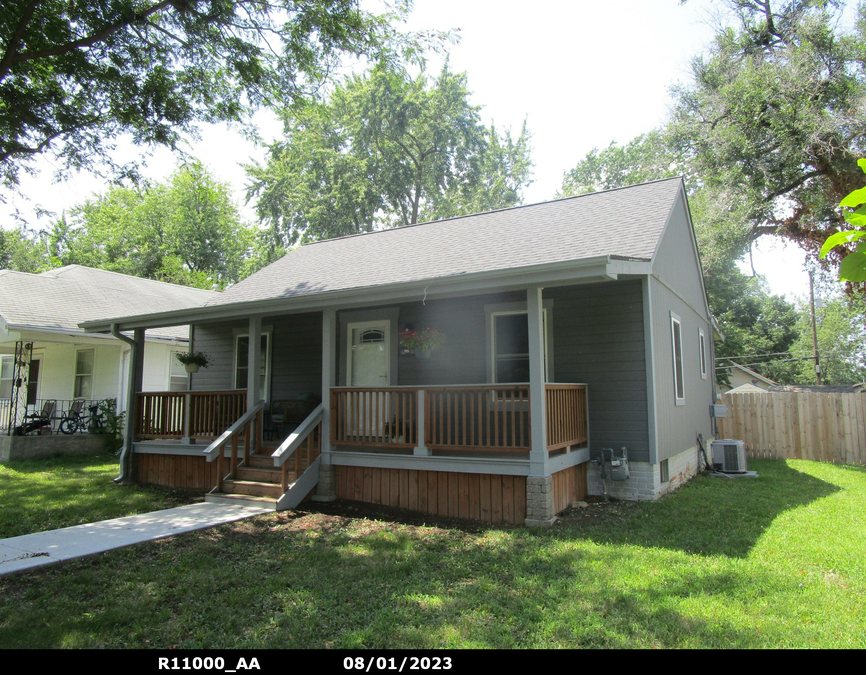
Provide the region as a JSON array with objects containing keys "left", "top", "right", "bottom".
[
  {"left": 232, "top": 328, "right": 272, "bottom": 402},
  {"left": 699, "top": 327, "right": 707, "bottom": 380},
  {"left": 671, "top": 312, "right": 685, "bottom": 405},
  {"left": 484, "top": 300, "right": 554, "bottom": 384},
  {"left": 74, "top": 348, "right": 95, "bottom": 399}
]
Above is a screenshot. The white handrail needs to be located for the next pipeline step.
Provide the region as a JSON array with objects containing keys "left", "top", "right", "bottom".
[
  {"left": 271, "top": 403, "right": 324, "bottom": 467},
  {"left": 202, "top": 400, "right": 265, "bottom": 462}
]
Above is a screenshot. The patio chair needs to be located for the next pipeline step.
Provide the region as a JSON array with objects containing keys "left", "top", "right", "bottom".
[{"left": 22, "top": 399, "right": 56, "bottom": 434}]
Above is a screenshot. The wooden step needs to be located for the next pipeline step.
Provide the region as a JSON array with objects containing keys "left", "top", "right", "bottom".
[
  {"left": 222, "top": 479, "right": 283, "bottom": 499},
  {"left": 245, "top": 453, "right": 277, "bottom": 469},
  {"left": 236, "top": 466, "right": 281, "bottom": 483}
]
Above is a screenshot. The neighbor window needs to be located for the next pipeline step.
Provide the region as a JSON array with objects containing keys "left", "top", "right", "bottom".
[
  {"left": 670, "top": 313, "right": 684, "bottom": 404},
  {"left": 699, "top": 328, "right": 707, "bottom": 380},
  {"left": 235, "top": 333, "right": 270, "bottom": 402},
  {"left": 74, "top": 349, "right": 94, "bottom": 399},
  {"left": 169, "top": 350, "right": 189, "bottom": 392},
  {"left": 0, "top": 357, "right": 12, "bottom": 400}
]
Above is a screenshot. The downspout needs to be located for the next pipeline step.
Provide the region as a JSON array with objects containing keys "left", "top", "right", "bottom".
[{"left": 110, "top": 323, "right": 137, "bottom": 484}]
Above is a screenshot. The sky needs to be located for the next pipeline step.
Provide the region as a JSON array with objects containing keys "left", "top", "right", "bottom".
[{"left": 0, "top": 0, "right": 816, "bottom": 301}]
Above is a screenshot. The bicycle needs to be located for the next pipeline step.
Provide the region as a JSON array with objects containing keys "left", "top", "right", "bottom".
[{"left": 59, "top": 403, "right": 106, "bottom": 435}]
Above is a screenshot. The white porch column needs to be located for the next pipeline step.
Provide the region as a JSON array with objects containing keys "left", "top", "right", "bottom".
[
  {"left": 120, "top": 328, "right": 145, "bottom": 482},
  {"left": 247, "top": 316, "right": 262, "bottom": 410},
  {"left": 527, "top": 287, "right": 548, "bottom": 475},
  {"left": 314, "top": 309, "right": 338, "bottom": 502},
  {"left": 320, "top": 309, "right": 336, "bottom": 464}
]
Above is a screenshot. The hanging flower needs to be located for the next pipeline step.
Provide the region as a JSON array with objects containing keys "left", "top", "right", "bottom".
[{"left": 398, "top": 327, "right": 446, "bottom": 352}]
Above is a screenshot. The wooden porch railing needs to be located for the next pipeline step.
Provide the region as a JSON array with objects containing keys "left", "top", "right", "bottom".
[
  {"left": 330, "top": 384, "right": 587, "bottom": 454},
  {"left": 203, "top": 400, "right": 265, "bottom": 494},
  {"left": 426, "top": 385, "right": 530, "bottom": 451},
  {"left": 135, "top": 390, "right": 248, "bottom": 440},
  {"left": 545, "top": 384, "right": 588, "bottom": 451},
  {"left": 272, "top": 403, "right": 324, "bottom": 492}
]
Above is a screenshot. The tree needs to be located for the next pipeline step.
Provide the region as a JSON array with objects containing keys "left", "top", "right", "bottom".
[
  {"left": 0, "top": 1, "right": 418, "bottom": 190},
  {"left": 820, "top": 158, "right": 866, "bottom": 281},
  {"left": 0, "top": 226, "right": 48, "bottom": 273},
  {"left": 246, "top": 63, "right": 533, "bottom": 248},
  {"left": 50, "top": 161, "right": 256, "bottom": 288},
  {"left": 671, "top": 0, "right": 866, "bottom": 278}
]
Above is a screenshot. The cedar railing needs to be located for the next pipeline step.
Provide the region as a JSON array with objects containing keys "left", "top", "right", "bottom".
[
  {"left": 203, "top": 400, "right": 265, "bottom": 494},
  {"left": 272, "top": 403, "right": 324, "bottom": 492},
  {"left": 545, "top": 384, "right": 588, "bottom": 451},
  {"left": 330, "top": 384, "right": 587, "bottom": 454},
  {"left": 135, "top": 390, "right": 248, "bottom": 440},
  {"left": 331, "top": 388, "right": 418, "bottom": 449},
  {"left": 426, "top": 385, "right": 530, "bottom": 451}
]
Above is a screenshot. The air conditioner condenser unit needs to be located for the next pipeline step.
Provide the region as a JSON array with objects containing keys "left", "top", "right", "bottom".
[{"left": 711, "top": 439, "right": 747, "bottom": 473}]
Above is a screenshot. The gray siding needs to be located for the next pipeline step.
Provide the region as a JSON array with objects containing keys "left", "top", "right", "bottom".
[
  {"left": 190, "top": 313, "right": 322, "bottom": 401},
  {"left": 649, "top": 276, "right": 714, "bottom": 462},
  {"left": 546, "top": 280, "right": 650, "bottom": 463},
  {"left": 651, "top": 192, "right": 710, "bottom": 322}
]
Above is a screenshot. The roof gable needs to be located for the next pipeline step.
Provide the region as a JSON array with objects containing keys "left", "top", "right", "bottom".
[{"left": 206, "top": 178, "right": 684, "bottom": 308}]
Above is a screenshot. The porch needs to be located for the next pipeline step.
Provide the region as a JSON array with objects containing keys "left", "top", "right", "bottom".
[{"left": 133, "top": 383, "right": 588, "bottom": 459}]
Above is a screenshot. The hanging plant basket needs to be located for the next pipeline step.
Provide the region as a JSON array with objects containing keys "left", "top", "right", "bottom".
[
  {"left": 175, "top": 351, "right": 212, "bottom": 373},
  {"left": 184, "top": 363, "right": 201, "bottom": 373}
]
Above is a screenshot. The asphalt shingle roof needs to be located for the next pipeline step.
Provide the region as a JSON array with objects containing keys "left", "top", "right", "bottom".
[
  {"left": 205, "top": 178, "right": 683, "bottom": 308},
  {"left": 0, "top": 265, "right": 219, "bottom": 339}
]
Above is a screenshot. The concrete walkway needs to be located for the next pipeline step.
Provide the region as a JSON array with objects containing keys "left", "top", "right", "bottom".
[{"left": 0, "top": 502, "right": 272, "bottom": 577}]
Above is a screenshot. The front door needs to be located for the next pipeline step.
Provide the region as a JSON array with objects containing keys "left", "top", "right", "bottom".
[{"left": 347, "top": 321, "right": 390, "bottom": 437}]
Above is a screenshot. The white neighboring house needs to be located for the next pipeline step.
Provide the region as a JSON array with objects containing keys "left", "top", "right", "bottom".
[
  {"left": 718, "top": 362, "right": 777, "bottom": 393},
  {"left": 0, "top": 265, "right": 219, "bottom": 430}
]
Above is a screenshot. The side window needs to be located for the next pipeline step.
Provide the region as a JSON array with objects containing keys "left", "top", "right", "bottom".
[
  {"left": 671, "top": 313, "right": 684, "bottom": 404},
  {"left": 699, "top": 328, "right": 707, "bottom": 380},
  {"left": 169, "top": 350, "right": 189, "bottom": 392},
  {"left": 0, "top": 357, "right": 13, "bottom": 399}
]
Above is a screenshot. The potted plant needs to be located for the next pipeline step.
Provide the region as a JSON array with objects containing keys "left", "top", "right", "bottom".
[
  {"left": 175, "top": 351, "right": 212, "bottom": 373},
  {"left": 398, "top": 327, "right": 447, "bottom": 358}
]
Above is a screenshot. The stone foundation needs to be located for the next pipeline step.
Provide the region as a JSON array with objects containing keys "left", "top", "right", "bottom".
[
  {"left": 525, "top": 475, "right": 556, "bottom": 527},
  {"left": 587, "top": 445, "right": 701, "bottom": 501},
  {"left": 311, "top": 463, "right": 337, "bottom": 502}
]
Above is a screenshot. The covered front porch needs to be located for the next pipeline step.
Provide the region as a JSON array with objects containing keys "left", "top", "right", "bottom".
[{"left": 123, "top": 285, "right": 600, "bottom": 524}]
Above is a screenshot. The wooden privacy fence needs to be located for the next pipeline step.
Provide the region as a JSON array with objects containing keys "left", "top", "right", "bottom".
[{"left": 717, "top": 392, "right": 866, "bottom": 465}]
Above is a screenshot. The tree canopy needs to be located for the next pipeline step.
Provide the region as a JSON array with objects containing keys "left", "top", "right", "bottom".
[
  {"left": 46, "top": 161, "right": 258, "bottom": 288},
  {"left": 670, "top": 0, "right": 866, "bottom": 274},
  {"left": 0, "top": 0, "right": 419, "bottom": 190},
  {"left": 246, "top": 63, "right": 533, "bottom": 252}
]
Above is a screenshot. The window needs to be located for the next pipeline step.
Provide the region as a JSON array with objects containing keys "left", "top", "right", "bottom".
[
  {"left": 486, "top": 302, "right": 552, "bottom": 383},
  {"left": 660, "top": 458, "right": 670, "bottom": 483},
  {"left": 169, "top": 350, "right": 189, "bottom": 392},
  {"left": 235, "top": 333, "right": 270, "bottom": 402},
  {"left": 670, "top": 313, "right": 684, "bottom": 404},
  {"left": 699, "top": 328, "right": 707, "bottom": 380},
  {"left": 0, "top": 357, "right": 12, "bottom": 400},
  {"left": 74, "top": 349, "right": 94, "bottom": 399}
]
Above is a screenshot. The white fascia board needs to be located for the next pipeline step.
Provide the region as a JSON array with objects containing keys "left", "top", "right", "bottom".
[
  {"left": 1, "top": 324, "right": 187, "bottom": 346},
  {"left": 82, "top": 255, "right": 621, "bottom": 333}
]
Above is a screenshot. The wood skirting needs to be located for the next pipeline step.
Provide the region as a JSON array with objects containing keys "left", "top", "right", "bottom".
[
  {"left": 551, "top": 463, "right": 588, "bottom": 515},
  {"left": 135, "top": 452, "right": 219, "bottom": 490}
]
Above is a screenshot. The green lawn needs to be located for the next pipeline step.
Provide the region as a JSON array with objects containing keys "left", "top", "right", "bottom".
[
  {"left": 0, "top": 458, "right": 863, "bottom": 648},
  {"left": 0, "top": 453, "right": 201, "bottom": 539}
]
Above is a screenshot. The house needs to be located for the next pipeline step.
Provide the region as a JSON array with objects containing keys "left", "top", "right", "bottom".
[
  {"left": 83, "top": 178, "right": 717, "bottom": 526},
  {"left": 0, "top": 265, "right": 218, "bottom": 432},
  {"left": 718, "top": 362, "right": 777, "bottom": 393}
]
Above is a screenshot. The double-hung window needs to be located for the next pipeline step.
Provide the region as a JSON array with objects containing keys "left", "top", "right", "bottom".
[
  {"left": 74, "top": 349, "right": 94, "bottom": 399},
  {"left": 698, "top": 328, "right": 707, "bottom": 380},
  {"left": 486, "top": 302, "right": 552, "bottom": 383}
]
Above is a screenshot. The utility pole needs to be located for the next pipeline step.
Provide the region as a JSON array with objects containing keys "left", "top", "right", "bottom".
[{"left": 809, "top": 271, "right": 822, "bottom": 385}]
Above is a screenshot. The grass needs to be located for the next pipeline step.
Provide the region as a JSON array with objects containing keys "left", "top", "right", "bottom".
[
  {"left": 0, "top": 453, "right": 201, "bottom": 539},
  {"left": 0, "top": 458, "right": 864, "bottom": 648}
]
